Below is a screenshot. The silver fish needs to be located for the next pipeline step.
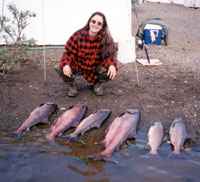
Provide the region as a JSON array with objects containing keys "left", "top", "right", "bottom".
[
  {"left": 169, "top": 117, "right": 188, "bottom": 154},
  {"left": 99, "top": 109, "right": 140, "bottom": 158},
  {"left": 64, "top": 109, "right": 111, "bottom": 141},
  {"left": 15, "top": 102, "right": 58, "bottom": 137},
  {"left": 46, "top": 104, "right": 87, "bottom": 141},
  {"left": 147, "top": 122, "right": 164, "bottom": 155}
]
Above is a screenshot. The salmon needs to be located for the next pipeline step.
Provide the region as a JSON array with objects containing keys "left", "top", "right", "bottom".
[
  {"left": 15, "top": 102, "right": 58, "bottom": 137},
  {"left": 46, "top": 104, "right": 87, "bottom": 141},
  {"left": 64, "top": 109, "right": 111, "bottom": 141},
  {"left": 99, "top": 109, "right": 140, "bottom": 158},
  {"left": 169, "top": 117, "right": 188, "bottom": 154},
  {"left": 147, "top": 122, "right": 164, "bottom": 155}
]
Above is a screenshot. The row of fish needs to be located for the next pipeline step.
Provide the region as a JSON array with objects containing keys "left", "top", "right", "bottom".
[
  {"left": 148, "top": 118, "right": 189, "bottom": 155},
  {"left": 14, "top": 102, "right": 189, "bottom": 159}
]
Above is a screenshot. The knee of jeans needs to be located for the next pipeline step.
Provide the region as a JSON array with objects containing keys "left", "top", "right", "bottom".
[{"left": 96, "top": 66, "right": 107, "bottom": 75}]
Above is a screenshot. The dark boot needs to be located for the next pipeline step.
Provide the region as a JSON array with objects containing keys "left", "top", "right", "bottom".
[
  {"left": 54, "top": 65, "right": 78, "bottom": 97},
  {"left": 68, "top": 82, "right": 78, "bottom": 97},
  {"left": 93, "top": 66, "right": 109, "bottom": 96},
  {"left": 95, "top": 66, "right": 109, "bottom": 82}
]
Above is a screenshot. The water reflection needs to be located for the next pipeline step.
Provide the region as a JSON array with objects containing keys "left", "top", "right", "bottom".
[{"left": 1, "top": 129, "right": 200, "bottom": 182}]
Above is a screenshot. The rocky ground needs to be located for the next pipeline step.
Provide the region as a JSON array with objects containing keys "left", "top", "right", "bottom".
[{"left": 0, "top": 2, "right": 200, "bottom": 144}]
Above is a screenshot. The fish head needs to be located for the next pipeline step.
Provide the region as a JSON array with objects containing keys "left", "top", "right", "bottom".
[
  {"left": 79, "top": 104, "right": 87, "bottom": 113},
  {"left": 173, "top": 117, "right": 184, "bottom": 124},
  {"left": 127, "top": 109, "right": 141, "bottom": 123},
  {"left": 119, "top": 109, "right": 140, "bottom": 118},
  {"left": 154, "top": 122, "right": 163, "bottom": 128},
  {"left": 170, "top": 119, "right": 177, "bottom": 129},
  {"left": 46, "top": 103, "right": 58, "bottom": 114},
  {"left": 170, "top": 117, "right": 185, "bottom": 130},
  {"left": 39, "top": 102, "right": 58, "bottom": 112},
  {"left": 72, "top": 104, "right": 88, "bottom": 118},
  {"left": 51, "top": 103, "right": 59, "bottom": 113},
  {"left": 126, "top": 109, "right": 140, "bottom": 115}
]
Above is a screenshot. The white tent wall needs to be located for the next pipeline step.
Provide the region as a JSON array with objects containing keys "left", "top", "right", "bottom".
[{"left": 0, "top": 0, "right": 136, "bottom": 64}]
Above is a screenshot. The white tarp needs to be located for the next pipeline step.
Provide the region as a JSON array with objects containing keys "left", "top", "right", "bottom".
[
  {"left": 0, "top": 0, "right": 136, "bottom": 63},
  {"left": 145, "top": 0, "right": 171, "bottom": 3},
  {"left": 184, "top": 0, "right": 200, "bottom": 7},
  {"left": 146, "top": 0, "right": 200, "bottom": 7}
]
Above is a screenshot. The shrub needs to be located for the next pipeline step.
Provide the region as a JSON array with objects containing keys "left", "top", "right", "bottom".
[
  {"left": 0, "top": 3, "right": 36, "bottom": 45},
  {"left": 0, "top": 46, "right": 29, "bottom": 74}
]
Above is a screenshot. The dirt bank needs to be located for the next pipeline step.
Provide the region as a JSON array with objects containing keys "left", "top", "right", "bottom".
[{"left": 0, "top": 2, "right": 200, "bottom": 143}]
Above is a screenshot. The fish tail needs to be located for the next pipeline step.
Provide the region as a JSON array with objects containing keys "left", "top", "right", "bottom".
[
  {"left": 15, "top": 125, "right": 25, "bottom": 134},
  {"left": 11, "top": 131, "right": 23, "bottom": 139},
  {"left": 149, "top": 149, "right": 158, "bottom": 155}
]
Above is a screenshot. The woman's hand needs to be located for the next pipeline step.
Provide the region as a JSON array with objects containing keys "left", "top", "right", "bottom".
[
  {"left": 107, "top": 65, "right": 117, "bottom": 80},
  {"left": 63, "top": 65, "right": 72, "bottom": 77}
]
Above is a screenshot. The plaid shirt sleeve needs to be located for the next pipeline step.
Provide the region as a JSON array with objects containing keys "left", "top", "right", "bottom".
[
  {"left": 105, "top": 57, "right": 117, "bottom": 68},
  {"left": 59, "top": 32, "right": 79, "bottom": 69},
  {"left": 101, "top": 57, "right": 118, "bottom": 70}
]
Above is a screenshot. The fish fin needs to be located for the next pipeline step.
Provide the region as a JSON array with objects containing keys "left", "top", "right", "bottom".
[{"left": 88, "top": 154, "right": 119, "bottom": 164}]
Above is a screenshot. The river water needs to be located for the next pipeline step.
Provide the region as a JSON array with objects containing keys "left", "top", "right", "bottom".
[{"left": 1, "top": 128, "right": 200, "bottom": 182}]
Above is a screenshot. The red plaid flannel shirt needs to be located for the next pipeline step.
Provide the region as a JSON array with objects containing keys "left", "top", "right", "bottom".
[{"left": 59, "top": 29, "right": 117, "bottom": 84}]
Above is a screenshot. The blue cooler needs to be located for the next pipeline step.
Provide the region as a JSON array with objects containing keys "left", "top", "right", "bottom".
[{"left": 143, "top": 24, "right": 162, "bottom": 45}]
